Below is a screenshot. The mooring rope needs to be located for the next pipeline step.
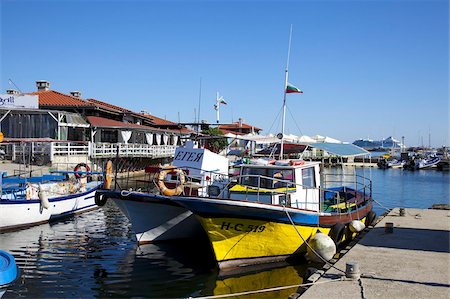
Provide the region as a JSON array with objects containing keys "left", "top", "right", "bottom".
[
  {"left": 189, "top": 277, "right": 344, "bottom": 299},
  {"left": 372, "top": 198, "right": 392, "bottom": 212},
  {"left": 282, "top": 207, "right": 346, "bottom": 274}
]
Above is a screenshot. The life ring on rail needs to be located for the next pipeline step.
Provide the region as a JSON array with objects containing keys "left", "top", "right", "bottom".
[
  {"left": 74, "top": 163, "right": 90, "bottom": 179},
  {"left": 157, "top": 167, "right": 185, "bottom": 196},
  {"left": 103, "top": 160, "right": 113, "bottom": 190}
]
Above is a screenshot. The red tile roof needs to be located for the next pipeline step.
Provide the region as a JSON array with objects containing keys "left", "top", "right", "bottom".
[
  {"left": 219, "top": 122, "right": 262, "bottom": 132},
  {"left": 29, "top": 90, "right": 95, "bottom": 108},
  {"left": 28, "top": 89, "right": 194, "bottom": 134},
  {"left": 219, "top": 129, "right": 246, "bottom": 135},
  {"left": 141, "top": 113, "right": 178, "bottom": 126},
  {"left": 86, "top": 116, "right": 192, "bottom": 134},
  {"left": 87, "top": 98, "right": 133, "bottom": 113},
  {"left": 87, "top": 116, "right": 155, "bottom": 130}
]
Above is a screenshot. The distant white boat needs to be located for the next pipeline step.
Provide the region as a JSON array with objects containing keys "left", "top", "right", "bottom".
[
  {"left": 387, "top": 159, "right": 406, "bottom": 169},
  {"left": 416, "top": 157, "right": 441, "bottom": 169}
]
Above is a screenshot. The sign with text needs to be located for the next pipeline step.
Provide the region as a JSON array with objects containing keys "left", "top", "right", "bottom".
[{"left": 0, "top": 94, "right": 39, "bottom": 109}]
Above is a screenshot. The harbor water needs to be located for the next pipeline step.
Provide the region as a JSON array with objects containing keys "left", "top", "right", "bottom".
[{"left": 1, "top": 168, "right": 448, "bottom": 298}]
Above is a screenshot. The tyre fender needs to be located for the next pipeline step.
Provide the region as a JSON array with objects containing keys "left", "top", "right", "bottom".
[
  {"left": 328, "top": 222, "right": 345, "bottom": 246},
  {"left": 95, "top": 192, "right": 108, "bottom": 207},
  {"left": 365, "top": 211, "right": 377, "bottom": 227}
]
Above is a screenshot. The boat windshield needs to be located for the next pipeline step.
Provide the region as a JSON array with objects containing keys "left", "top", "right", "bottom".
[{"left": 240, "top": 167, "right": 294, "bottom": 189}]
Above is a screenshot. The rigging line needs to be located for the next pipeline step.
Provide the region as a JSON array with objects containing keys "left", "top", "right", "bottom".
[
  {"left": 8, "top": 78, "right": 23, "bottom": 94},
  {"left": 286, "top": 105, "right": 304, "bottom": 136},
  {"left": 266, "top": 105, "right": 283, "bottom": 135},
  {"left": 282, "top": 206, "right": 346, "bottom": 274}
]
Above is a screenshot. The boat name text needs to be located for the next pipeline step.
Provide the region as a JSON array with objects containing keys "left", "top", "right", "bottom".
[
  {"left": 174, "top": 151, "right": 203, "bottom": 162},
  {"left": 220, "top": 222, "right": 266, "bottom": 233}
]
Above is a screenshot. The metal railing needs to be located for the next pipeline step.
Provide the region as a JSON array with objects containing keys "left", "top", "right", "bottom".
[
  {"left": 90, "top": 143, "right": 176, "bottom": 158},
  {"left": 8, "top": 141, "right": 178, "bottom": 162}
]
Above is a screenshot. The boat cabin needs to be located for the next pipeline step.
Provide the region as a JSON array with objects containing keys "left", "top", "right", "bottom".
[
  {"left": 230, "top": 161, "right": 321, "bottom": 211},
  {"left": 172, "top": 141, "right": 229, "bottom": 196}
]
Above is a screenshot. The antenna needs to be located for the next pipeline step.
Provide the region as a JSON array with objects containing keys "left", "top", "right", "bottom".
[
  {"left": 280, "top": 24, "right": 293, "bottom": 159},
  {"left": 8, "top": 79, "right": 23, "bottom": 94},
  {"left": 197, "top": 78, "right": 202, "bottom": 133}
]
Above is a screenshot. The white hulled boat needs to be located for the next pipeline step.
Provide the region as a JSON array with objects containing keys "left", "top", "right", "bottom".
[
  {"left": 1, "top": 171, "right": 103, "bottom": 231},
  {"left": 96, "top": 141, "right": 230, "bottom": 243}
]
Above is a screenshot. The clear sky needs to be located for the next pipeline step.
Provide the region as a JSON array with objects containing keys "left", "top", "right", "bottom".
[{"left": 1, "top": 0, "right": 448, "bottom": 147}]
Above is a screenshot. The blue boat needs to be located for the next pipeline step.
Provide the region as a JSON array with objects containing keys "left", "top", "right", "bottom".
[{"left": 0, "top": 250, "right": 18, "bottom": 286}]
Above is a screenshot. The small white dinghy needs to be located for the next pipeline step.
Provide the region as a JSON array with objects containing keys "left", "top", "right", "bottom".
[{"left": 0, "top": 168, "right": 104, "bottom": 231}]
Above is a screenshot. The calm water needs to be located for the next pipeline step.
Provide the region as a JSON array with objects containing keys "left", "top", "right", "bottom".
[{"left": 1, "top": 168, "right": 448, "bottom": 298}]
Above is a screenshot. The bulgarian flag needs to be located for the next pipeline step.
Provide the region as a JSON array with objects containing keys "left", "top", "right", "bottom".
[
  {"left": 286, "top": 83, "right": 303, "bottom": 94},
  {"left": 218, "top": 97, "right": 227, "bottom": 105}
]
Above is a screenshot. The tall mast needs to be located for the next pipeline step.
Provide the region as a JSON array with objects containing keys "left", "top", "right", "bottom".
[
  {"left": 280, "top": 25, "right": 293, "bottom": 159},
  {"left": 197, "top": 78, "right": 202, "bottom": 133},
  {"left": 215, "top": 91, "right": 220, "bottom": 124}
]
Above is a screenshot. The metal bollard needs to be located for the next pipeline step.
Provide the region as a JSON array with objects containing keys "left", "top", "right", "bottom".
[
  {"left": 385, "top": 222, "right": 394, "bottom": 233},
  {"left": 345, "top": 262, "right": 360, "bottom": 280}
]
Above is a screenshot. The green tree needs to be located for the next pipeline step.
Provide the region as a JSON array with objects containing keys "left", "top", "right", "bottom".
[{"left": 201, "top": 127, "right": 228, "bottom": 153}]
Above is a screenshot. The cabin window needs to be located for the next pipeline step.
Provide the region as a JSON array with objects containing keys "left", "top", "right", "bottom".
[
  {"left": 301, "top": 167, "right": 316, "bottom": 188},
  {"left": 240, "top": 167, "right": 294, "bottom": 189}
]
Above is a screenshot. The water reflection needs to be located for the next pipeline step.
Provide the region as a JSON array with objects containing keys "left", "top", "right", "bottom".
[
  {"left": 1, "top": 168, "right": 447, "bottom": 298},
  {"left": 1, "top": 202, "right": 311, "bottom": 298}
]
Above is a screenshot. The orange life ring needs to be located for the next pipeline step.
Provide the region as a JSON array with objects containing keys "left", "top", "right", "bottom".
[
  {"left": 74, "top": 163, "right": 90, "bottom": 179},
  {"left": 103, "top": 160, "right": 113, "bottom": 190},
  {"left": 157, "top": 167, "right": 185, "bottom": 196}
]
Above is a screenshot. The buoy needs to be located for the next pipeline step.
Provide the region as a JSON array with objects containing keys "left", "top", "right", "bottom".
[
  {"left": 307, "top": 231, "right": 336, "bottom": 263},
  {"left": 349, "top": 220, "right": 366, "bottom": 233},
  {"left": 38, "top": 184, "right": 50, "bottom": 209},
  {"left": 0, "top": 250, "right": 18, "bottom": 286}
]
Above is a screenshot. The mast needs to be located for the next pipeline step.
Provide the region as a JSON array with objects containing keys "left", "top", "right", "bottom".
[
  {"left": 215, "top": 91, "right": 220, "bottom": 124},
  {"left": 280, "top": 25, "right": 293, "bottom": 159},
  {"left": 197, "top": 78, "right": 202, "bottom": 133}
]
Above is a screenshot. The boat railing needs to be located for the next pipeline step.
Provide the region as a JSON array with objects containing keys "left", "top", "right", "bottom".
[
  {"left": 218, "top": 173, "right": 371, "bottom": 213},
  {"left": 322, "top": 173, "right": 372, "bottom": 203}
]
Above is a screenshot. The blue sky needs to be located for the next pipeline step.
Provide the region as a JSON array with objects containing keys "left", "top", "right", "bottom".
[{"left": 1, "top": 0, "right": 448, "bottom": 146}]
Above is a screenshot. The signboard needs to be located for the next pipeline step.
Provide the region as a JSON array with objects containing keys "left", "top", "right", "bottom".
[
  {"left": 173, "top": 141, "right": 229, "bottom": 177},
  {"left": 0, "top": 94, "right": 39, "bottom": 109}
]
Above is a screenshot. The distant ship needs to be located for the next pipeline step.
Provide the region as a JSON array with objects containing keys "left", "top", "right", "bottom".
[{"left": 353, "top": 136, "right": 404, "bottom": 150}]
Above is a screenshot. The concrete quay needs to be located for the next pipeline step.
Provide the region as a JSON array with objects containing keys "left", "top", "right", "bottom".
[{"left": 300, "top": 208, "right": 450, "bottom": 298}]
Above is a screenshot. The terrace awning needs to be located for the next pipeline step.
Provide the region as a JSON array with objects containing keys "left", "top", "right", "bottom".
[{"left": 310, "top": 142, "right": 369, "bottom": 157}]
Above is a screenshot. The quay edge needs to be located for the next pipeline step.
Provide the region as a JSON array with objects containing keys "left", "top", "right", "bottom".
[{"left": 297, "top": 207, "right": 450, "bottom": 298}]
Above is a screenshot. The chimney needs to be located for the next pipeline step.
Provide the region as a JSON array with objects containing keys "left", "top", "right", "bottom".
[
  {"left": 70, "top": 91, "right": 82, "bottom": 98},
  {"left": 238, "top": 118, "right": 244, "bottom": 127},
  {"left": 36, "top": 80, "right": 50, "bottom": 91},
  {"left": 6, "top": 89, "right": 19, "bottom": 95}
]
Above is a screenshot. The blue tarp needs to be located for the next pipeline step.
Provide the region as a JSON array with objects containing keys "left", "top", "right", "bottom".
[{"left": 310, "top": 142, "right": 369, "bottom": 157}]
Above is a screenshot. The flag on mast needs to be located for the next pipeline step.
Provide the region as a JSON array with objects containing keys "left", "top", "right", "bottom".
[
  {"left": 218, "top": 96, "right": 227, "bottom": 105},
  {"left": 286, "top": 83, "right": 303, "bottom": 94}
]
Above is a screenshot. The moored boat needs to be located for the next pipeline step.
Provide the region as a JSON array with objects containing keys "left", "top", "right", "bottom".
[
  {"left": 172, "top": 160, "right": 375, "bottom": 269},
  {"left": 0, "top": 168, "right": 104, "bottom": 231},
  {"left": 96, "top": 141, "right": 230, "bottom": 243},
  {"left": 387, "top": 159, "right": 406, "bottom": 169},
  {"left": 415, "top": 157, "right": 441, "bottom": 169}
]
